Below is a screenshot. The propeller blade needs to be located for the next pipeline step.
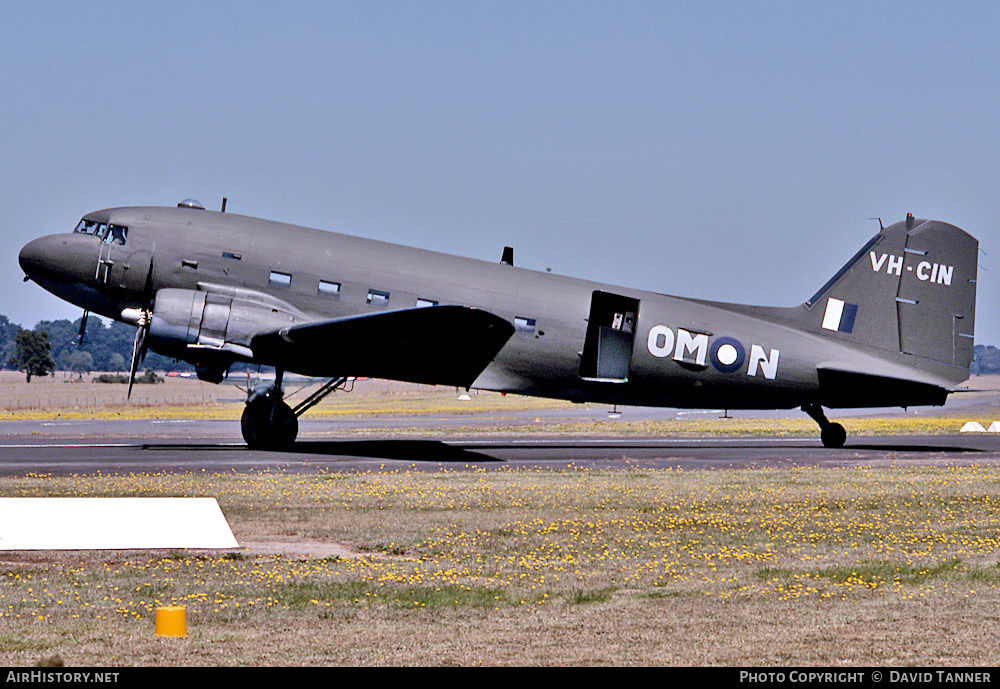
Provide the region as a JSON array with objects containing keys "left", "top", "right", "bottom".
[
  {"left": 143, "top": 255, "right": 155, "bottom": 303},
  {"left": 127, "top": 258, "right": 155, "bottom": 401},
  {"left": 127, "top": 326, "right": 142, "bottom": 400},
  {"left": 77, "top": 310, "right": 89, "bottom": 346},
  {"left": 127, "top": 310, "right": 149, "bottom": 400}
]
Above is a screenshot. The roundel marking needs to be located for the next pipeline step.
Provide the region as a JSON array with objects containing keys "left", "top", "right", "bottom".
[{"left": 709, "top": 336, "right": 745, "bottom": 374}]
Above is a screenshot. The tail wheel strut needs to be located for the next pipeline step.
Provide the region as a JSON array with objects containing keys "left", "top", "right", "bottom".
[{"left": 801, "top": 403, "right": 847, "bottom": 449}]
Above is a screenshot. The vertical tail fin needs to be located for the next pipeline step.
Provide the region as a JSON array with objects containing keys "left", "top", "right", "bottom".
[{"left": 802, "top": 216, "right": 978, "bottom": 381}]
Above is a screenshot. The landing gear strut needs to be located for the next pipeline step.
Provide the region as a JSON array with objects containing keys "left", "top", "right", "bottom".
[
  {"left": 801, "top": 403, "right": 846, "bottom": 448},
  {"left": 241, "top": 371, "right": 350, "bottom": 449}
]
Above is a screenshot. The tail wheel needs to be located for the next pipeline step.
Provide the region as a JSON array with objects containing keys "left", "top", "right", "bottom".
[
  {"left": 820, "top": 422, "right": 846, "bottom": 449},
  {"left": 241, "top": 397, "right": 298, "bottom": 449}
]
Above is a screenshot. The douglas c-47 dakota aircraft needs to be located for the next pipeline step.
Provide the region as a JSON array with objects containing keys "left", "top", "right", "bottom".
[{"left": 19, "top": 200, "right": 978, "bottom": 449}]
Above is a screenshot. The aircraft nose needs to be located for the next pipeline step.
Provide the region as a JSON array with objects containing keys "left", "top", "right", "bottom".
[
  {"left": 19, "top": 233, "right": 93, "bottom": 283},
  {"left": 18, "top": 236, "right": 52, "bottom": 277}
]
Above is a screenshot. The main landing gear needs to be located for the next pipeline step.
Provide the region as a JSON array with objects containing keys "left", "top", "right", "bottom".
[
  {"left": 801, "top": 402, "right": 847, "bottom": 449},
  {"left": 241, "top": 370, "right": 350, "bottom": 449}
]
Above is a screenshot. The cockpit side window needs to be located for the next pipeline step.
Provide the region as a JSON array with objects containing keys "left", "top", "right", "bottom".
[{"left": 107, "top": 224, "right": 128, "bottom": 245}]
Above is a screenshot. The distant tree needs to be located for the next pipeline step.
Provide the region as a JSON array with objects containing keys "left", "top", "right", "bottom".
[
  {"left": 9, "top": 329, "right": 55, "bottom": 382},
  {"left": 66, "top": 350, "right": 94, "bottom": 375},
  {"left": 973, "top": 345, "right": 1000, "bottom": 374},
  {"left": 108, "top": 352, "right": 126, "bottom": 372},
  {"left": 0, "top": 315, "right": 21, "bottom": 370},
  {"left": 137, "top": 368, "right": 163, "bottom": 384}
]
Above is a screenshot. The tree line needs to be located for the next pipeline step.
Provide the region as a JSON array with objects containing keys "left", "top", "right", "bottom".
[
  {"left": 973, "top": 345, "right": 1000, "bottom": 375},
  {"left": 2, "top": 313, "right": 191, "bottom": 381}
]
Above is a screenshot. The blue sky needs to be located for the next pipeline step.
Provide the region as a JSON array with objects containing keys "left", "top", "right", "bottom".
[{"left": 2, "top": 1, "right": 998, "bottom": 344}]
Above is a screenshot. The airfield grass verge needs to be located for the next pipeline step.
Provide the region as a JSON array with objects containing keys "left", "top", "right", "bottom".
[{"left": 3, "top": 465, "right": 1000, "bottom": 665}]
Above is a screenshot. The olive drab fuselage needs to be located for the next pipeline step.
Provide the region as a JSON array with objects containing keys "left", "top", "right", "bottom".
[{"left": 19, "top": 203, "right": 978, "bottom": 447}]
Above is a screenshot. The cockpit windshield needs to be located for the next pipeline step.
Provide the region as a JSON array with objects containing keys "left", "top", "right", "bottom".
[
  {"left": 74, "top": 219, "right": 106, "bottom": 236},
  {"left": 74, "top": 219, "right": 128, "bottom": 245}
]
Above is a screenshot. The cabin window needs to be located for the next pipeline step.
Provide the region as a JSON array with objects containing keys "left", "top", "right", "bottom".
[
  {"left": 416, "top": 298, "right": 437, "bottom": 308},
  {"left": 318, "top": 280, "right": 341, "bottom": 297},
  {"left": 367, "top": 289, "right": 390, "bottom": 306},
  {"left": 514, "top": 317, "right": 536, "bottom": 333},
  {"left": 269, "top": 271, "right": 292, "bottom": 289},
  {"left": 222, "top": 251, "right": 242, "bottom": 260}
]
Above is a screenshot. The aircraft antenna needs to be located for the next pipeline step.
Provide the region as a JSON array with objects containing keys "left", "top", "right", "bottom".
[{"left": 221, "top": 197, "right": 228, "bottom": 212}]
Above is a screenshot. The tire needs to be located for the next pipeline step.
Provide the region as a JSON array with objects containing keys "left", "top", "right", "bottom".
[
  {"left": 820, "top": 422, "right": 846, "bottom": 449},
  {"left": 241, "top": 397, "right": 298, "bottom": 449}
]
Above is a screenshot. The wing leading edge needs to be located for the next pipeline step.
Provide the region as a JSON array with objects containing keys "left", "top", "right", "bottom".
[{"left": 250, "top": 305, "right": 516, "bottom": 388}]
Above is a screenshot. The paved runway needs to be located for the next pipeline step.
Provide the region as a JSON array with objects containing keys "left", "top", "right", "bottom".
[{"left": 2, "top": 418, "right": 1000, "bottom": 475}]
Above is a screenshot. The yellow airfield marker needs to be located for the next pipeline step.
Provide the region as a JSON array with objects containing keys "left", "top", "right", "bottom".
[{"left": 155, "top": 606, "right": 188, "bottom": 638}]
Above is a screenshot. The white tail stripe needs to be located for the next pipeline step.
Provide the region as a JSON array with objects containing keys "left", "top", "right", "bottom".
[{"left": 822, "top": 298, "right": 845, "bottom": 331}]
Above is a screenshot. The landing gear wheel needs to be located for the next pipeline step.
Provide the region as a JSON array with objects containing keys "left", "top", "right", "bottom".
[
  {"left": 802, "top": 403, "right": 848, "bottom": 449},
  {"left": 241, "top": 397, "right": 298, "bottom": 449},
  {"left": 820, "top": 422, "right": 846, "bottom": 449}
]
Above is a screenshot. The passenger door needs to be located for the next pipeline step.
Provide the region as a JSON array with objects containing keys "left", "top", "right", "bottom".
[{"left": 579, "top": 291, "right": 640, "bottom": 381}]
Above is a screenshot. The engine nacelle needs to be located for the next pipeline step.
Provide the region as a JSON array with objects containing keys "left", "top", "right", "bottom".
[{"left": 146, "top": 285, "right": 310, "bottom": 369}]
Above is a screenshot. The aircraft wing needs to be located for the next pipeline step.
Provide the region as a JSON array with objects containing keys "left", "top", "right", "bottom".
[{"left": 249, "top": 304, "right": 516, "bottom": 388}]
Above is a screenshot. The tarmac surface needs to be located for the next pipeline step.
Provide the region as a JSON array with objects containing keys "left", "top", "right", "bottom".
[
  {"left": 2, "top": 374, "right": 998, "bottom": 475},
  {"left": 2, "top": 418, "right": 1000, "bottom": 476}
]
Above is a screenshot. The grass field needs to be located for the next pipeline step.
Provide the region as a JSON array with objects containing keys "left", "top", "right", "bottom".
[
  {"left": 3, "top": 464, "right": 1000, "bottom": 666},
  {"left": 2, "top": 372, "right": 1000, "bottom": 666}
]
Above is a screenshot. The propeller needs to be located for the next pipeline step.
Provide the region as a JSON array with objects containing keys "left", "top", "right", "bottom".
[
  {"left": 125, "top": 256, "right": 155, "bottom": 399},
  {"left": 77, "top": 310, "right": 89, "bottom": 346},
  {"left": 126, "top": 310, "right": 149, "bottom": 399}
]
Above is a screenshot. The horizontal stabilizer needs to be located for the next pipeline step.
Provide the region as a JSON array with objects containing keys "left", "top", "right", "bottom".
[
  {"left": 251, "top": 305, "right": 515, "bottom": 388},
  {"left": 816, "top": 367, "right": 948, "bottom": 409}
]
